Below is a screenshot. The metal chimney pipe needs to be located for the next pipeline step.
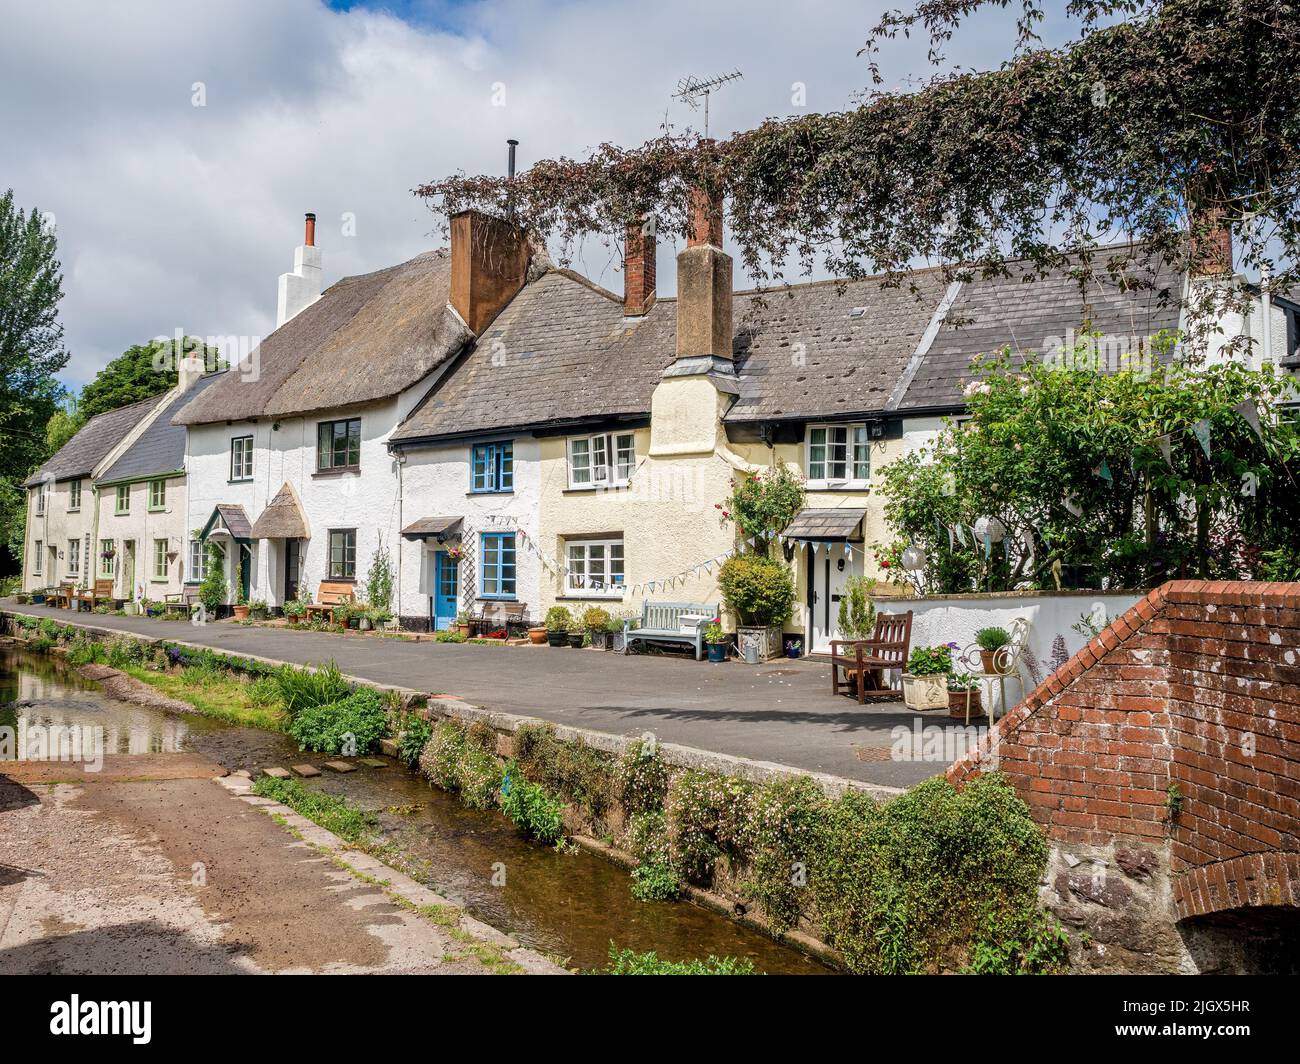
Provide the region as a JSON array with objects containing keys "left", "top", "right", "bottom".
[{"left": 507, "top": 139, "right": 518, "bottom": 180}]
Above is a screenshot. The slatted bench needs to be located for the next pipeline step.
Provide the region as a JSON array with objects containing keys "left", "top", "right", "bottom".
[
  {"left": 624, "top": 601, "right": 718, "bottom": 661},
  {"left": 303, "top": 581, "right": 355, "bottom": 625},
  {"left": 73, "top": 578, "right": 115, "bottom": 612},
  {"left": 161, "top": 586, "right": 200, "bottom": 618},
  {"left": 830, "top": 610, "right": 914, "bottom": 703},
  {"left": 472, "top": 600, "right": 528, "bottom": 637}
]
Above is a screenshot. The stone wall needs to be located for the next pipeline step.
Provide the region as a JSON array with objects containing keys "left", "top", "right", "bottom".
[{"left": 947, "top": 580, "right": 1300, "bottom": 973}]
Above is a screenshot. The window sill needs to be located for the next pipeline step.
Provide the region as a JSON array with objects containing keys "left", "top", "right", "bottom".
[
  {"left": 313, "top": 467, "right": 361, "bottom": 479},
  {"left": 147, "top": 507, "right": 167, "bottom": 513},
  {"left": 562, "top": 484, "right": 630, "bottom": 494},
  {"left": 228, "top": 478, "right": 253, "bottom": 485},
  {"left": 805, "top": 482, "right": 871, "bottom": 492},
  {"left": 467, "top": 489, "right": 514, "bottom": 496},
  {"left": 67, "top": 509, "right": 80, "bottom": 514},
  {"left": 326, "top": 576, "right": 357, "bottom": 583},
  {"left": 477, "top": 595, "right": 518, "bottom": 602},
  {"left": 557, "top": 593, "right": 624, "bottom": 601}
]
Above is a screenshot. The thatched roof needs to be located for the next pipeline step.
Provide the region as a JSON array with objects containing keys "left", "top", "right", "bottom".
[
  {"left": 173, "top": 250, "right": 473, "bottom": 426},
  {"left": 249, "top": 482, "right": 310, "bottom": 539}
]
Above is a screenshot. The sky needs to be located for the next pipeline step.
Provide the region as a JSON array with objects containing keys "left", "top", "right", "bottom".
[{"left": 0, "top": 0, "right": 1045, "bottom": 390}]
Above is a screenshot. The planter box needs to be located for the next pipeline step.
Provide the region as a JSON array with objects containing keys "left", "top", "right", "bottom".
[
  {"left": 737, "top": 624, "right": 783, "bottom": 663},
  {"left": 611, "top": 630, "right": 627, "bottom": 653},
  {"left": 902, "top": 672, "right": 949, "bottom": 710}
]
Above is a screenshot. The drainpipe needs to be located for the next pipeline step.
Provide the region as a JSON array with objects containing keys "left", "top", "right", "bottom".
[{"left": 1262, "top": 265, "right": 1273, "bottom": 369}]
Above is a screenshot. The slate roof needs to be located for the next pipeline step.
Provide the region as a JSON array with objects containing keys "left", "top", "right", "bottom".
[
  {"left": 894, "top": 247, "right": 1184, "bottom": 411},
  {"left": 391, "top": 270, "right": 640, "bottom": 443},
  {"left": 400, "top": 515, "right": 463, "bottom": 539},
  {"left": 202, "top": 504, "right": 253, "bottom": 540},
  {"left": 98, "top": 375, "right": 221, "bottom": 484},
  {"left": 24, "top": 394, "right": 163, "bottom": 487},
  {"left": 783, "top": 507, "right": 868, "bottom": 541},
  {"left": 173, "top": 250, "right": 473, "bottom": 426}
]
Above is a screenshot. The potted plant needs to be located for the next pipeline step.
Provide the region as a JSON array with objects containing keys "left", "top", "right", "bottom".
[
  {"left": 544, "top": 606, "right": 571, "bottom": 648},
  {"left": 785, "top": 637, "right": 802, "bottom": 659},
  {"left": 975, "top": 626, "right": 1012, "bottom": 674},
  {"left": 704, "top": 621, "right": 728, "bottom": 663},
  {"left": 284, "top": 596, "right": 306, "bottom": 626},
  {"left": 947, "top": 672, "right": 984, "bottom": 719},
  {"left": 249, "top": 598, "right": 269, "bottom": 621},
  {"left": 455, "top": 610, "right": 473, "bottom": 638},
  {"left": 718, "top": 553, "right": 795, "bottom": 663},
  {"left": 583, "top": 607, "right": 612, "bottom": 650},
  {"left": 231, "top": 589, "right": 250, "bottom": 622},
  {"left": 902, "top": 643, "right": 956, "bottom": 710},
  {"left": 527, "top": 622, "right": 548, "bottom": 644},
  {"left": 567, "top": 620, "right": 586, "bottom": 648},
  {"left": 610, "top": 611, "right": 633, "bottom": 653}
]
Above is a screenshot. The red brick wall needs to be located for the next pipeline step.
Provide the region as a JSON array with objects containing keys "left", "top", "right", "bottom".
[{"left": 948, "top": 581, "right": 1300, "bottom": 916}]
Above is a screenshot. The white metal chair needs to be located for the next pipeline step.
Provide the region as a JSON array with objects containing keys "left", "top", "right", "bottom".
[{"left": 955, "top": 617, "right": 1030, "bottom": 725}]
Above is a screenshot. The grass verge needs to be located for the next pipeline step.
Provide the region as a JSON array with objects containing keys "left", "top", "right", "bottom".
[
  {"left": 251, "top": 775, "right": 376, "bottom": 843},
  {"left": 123, "top": 664, "right": 289, "bottom": 731}
]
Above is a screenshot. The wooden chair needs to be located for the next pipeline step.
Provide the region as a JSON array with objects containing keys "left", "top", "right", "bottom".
[
  {"left": 830, "top": 610, "right": 914, "bottom": 703},
  {"left": 51, "top": 582, "right": 77, "bottom": 609},
  {"left": 303, "top": 581, "right": 355, "bottom": 625},
  {"left": 73, "top": 578, "right": 115, "bottom": 611}
]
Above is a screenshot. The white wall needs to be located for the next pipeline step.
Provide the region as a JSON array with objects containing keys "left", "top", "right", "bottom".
[
  {"left": 397, "top": 437, "right": 541, "bottom": 625},
  {"left": 873, "top": 589, "right": 1142, "bottom": 712},
  {"left": 97, "top": 476, "right": 190, "bottom": 600},
  {"left": 22, "top": 480, "right": 96, "bottom": 592}
]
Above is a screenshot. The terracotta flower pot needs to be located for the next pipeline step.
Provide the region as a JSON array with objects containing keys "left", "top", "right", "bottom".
[
  {"left": 948, "top": 689, "right": 984, "bottom": 719},
  {"left": 527, "top": 626, "right": 547, "bottom": 644},
  {"left": 980, "top": 648, "right": 1010, "bottom": 674},
  {"left": 232, "top": 605, "right": 250, "bottom": 621}
]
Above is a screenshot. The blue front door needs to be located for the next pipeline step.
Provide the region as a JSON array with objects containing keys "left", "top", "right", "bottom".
[{"left": 433, "top": 550, "right": 459, "bottom": 631}]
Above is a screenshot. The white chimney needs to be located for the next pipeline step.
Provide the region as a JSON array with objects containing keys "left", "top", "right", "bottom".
[{"left": 276, "top": 212, "right": 322, "bottom": 328}]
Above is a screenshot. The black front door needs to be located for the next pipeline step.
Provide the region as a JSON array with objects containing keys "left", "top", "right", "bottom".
[{"left": 284, "top": 539, "right": 300, "bottom": 602}]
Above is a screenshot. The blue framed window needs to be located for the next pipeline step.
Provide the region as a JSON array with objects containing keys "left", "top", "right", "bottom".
[
  {"left": 471, "top": 441, "right": 513, "bottom": 493},
  {"left": 479, "top": 532, "right": 516, "bottom": 599}
]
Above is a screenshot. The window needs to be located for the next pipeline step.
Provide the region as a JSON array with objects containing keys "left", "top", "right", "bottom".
[
  {"left": 68, "top": 480, "right": 81, "bottom": 511},
  {"left": 328, "top": 529, "right": 356, "bottom": 579},
  {"left": 115, "top": 484, "right": 130, "bottom": 514},
  {"left": 149, "top": 479, "right": 166, "bottom": 510},
  {"left": 471, "top": 441, "right": 514, "bottom": 493},
  {"left": 187, "top": 538, "right": 205, "bottom": 583},
  {"left": 807, "top": 424, "right": 870, "bottom": 484},
  {"left": 317, "top": 418, "right": 361, "bottom": 471},
  {"left": 67, "top": 539, "right": 80, "bottom": 576},
  {"left": 34, "top": 483, "right": 47, "bottom": 516},
  {"left": 33, "top": 540, "right": 42, "bottom": 575},
  {"left": 153, "top": 539, "right": 169, "bottom": 580},
  {"left": 230, "top": 435, "right": 253, "bottom": 481},
  {"left": 565, "top": 537, "right": 625, "bottom": 596},
  {"left": 567, "top": 431, "right": 636, "bottom": 488},
  {"left": 100, "top": 539, "right": 115, "bottom": 578},
  {"left": 479, "top": 532, "right": 516, "bottom": 599}
]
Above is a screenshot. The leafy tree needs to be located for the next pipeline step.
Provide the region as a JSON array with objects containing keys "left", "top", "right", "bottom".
[
  {"left": 877, "top": 342, "right": 1300, "bottom": 591},
  {"left": 0, "top": 189, "right": 69, "bottom": 573},
  {"left": 78, "top": 337, "right": 218, "bottom": 422}
]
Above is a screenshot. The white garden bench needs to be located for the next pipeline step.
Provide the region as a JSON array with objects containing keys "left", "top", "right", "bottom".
[{"left": 624, "top": 601, "right": 718, "bottom": 661}]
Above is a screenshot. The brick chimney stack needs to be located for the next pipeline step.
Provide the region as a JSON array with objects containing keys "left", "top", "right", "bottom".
[
  {"left": 1189, "top": 166, "right": 1232, "bottom": 278},
  {"left": 624, "top": 221, "right": 656, "bottom": 316},
  {"left": 687, "top": 186, "right": 724, "bottom": 248},
  {"left": 449, "top": 209, "right": 531, "bottom": 335},
  {"left": 675, "top": 187, "right": 732, "bottom": 362}
]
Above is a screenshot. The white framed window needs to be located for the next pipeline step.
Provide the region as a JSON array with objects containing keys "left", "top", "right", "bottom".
[
  {"left": 565, "top": 537, "right": 625, "bottom": 597},
  {"left": 67, "top": 539, "right": 80, "bottom": 576},
  {"left": 153, "top": 539, "right": 168, "bottom": 580},
  {"left": 231, "top": 435, "right": 253, "bottom": 480},
  {"left": 33, "top": 540, "right": 43, "bottom": 575},
  {"left": 188, "top": 538, "right": 205, "bottom": 583},
  {"left": 34, "top": 483, "right": 47, "bottom": 516},
  {"left": 68, "top": 480, "right": 81, "bottom": 511},
  {"left": 806, "top": 424, "right": 870, "bottom": 486},
  {"left": 567, "top": 431, "right": 636, "bottom": 488}
]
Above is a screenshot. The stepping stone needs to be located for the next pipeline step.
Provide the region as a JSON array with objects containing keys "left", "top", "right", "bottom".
[
  {"left": 378, "top": 739, "right": 400, "bottom": 758},
  {"left": 323, "top": 760, "right": 356, "bottom": 773},
  {"left": 291, "top": 764, "right": 321, "bottom": 778},
  {"left": 262, "top": 767, "right": 291, "bottom": 779},
  {"left": 359, "top": 758, "right": 387, "bottom": 768}
]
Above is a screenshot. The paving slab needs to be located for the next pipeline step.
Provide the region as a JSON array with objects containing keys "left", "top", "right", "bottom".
[
  {"left": 359, "top": 758, "right": 387, "bottom": 768},
  {"left": 262, "top": 767, "right": 291, "bottom": 779},
  {"left": 290, "top": 764, "right": 321, "bottom": 778},
  {"left": 323, "top": 760, "right": 356, "bottom": 773}
]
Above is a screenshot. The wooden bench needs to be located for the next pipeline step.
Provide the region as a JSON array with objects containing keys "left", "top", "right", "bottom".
[
  {"left": 830, "top": 610, "right": 913, "bottom": 703},
  {"left": 624, "top": 601, "right": 718, "bottom": 661},
  {"left": 73, "top": 579, "right": 115, "bottom": 612},
  {"left": 303, "top": 581, "right": 355, "bottom": 625},
  {"left": 472, "top": 600, "right": 528, "bottom": 637},
  {"left": 50, "top": 582, "right": 77, "bottom": 609},
  {"left": 161, "top": 586, "right": 201, "bottom": 618}
]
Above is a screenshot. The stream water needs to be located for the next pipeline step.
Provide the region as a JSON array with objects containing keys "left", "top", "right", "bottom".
[{"left": 0, "top": 644, "right": 832, "bottom": 974}]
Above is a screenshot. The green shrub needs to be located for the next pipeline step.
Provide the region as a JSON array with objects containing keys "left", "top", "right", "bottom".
[
  {"left": 616, "top": 738, "right": 669, "bottom": 817},
  {"left": 513, "top": 722, "right": 611, "bottom": 824},
  {"left": 418, "top": 719, "right": 501, "bottom": 809},
  {"left": 458, "top": 743, "right": 502, "bottom": 809},
  {"left": 623, "top": 810, "right": 672, "bottom": 867},
  {"left": 288, "top": 688, "right": 387, "bottom": 755},
  {"left": 744, "top": 775, "right": 828, "bottom": 933},
  {"left": 275, "top": 661, "right": 351, "bottom": 714},
  {"left": 435, "top": 630, "right": 466, "bottom": 643},
  {"left": 905, "top": 644, "right": 954, "bottom": 676},
  {"left": 717, "top": 554, "right": 795, "bottom": 626},
  {"left": 106, "top": 638, "right": 145, "bottom": 669},
  {"left": 631, "top": 862, "right": 683, "bottom": 902},
  {"left": 666, "top": 771, "right": 755, "bottom": 883},
  {"left": 501, "top": 763, "right": 565, "bottom": 843},
  {"left": 581, "top": 606, "right": 611, "bottom": 632},
  {"left": 396, "top": 710, "right": 432, "bottom": 769},
  {"left": 544, "top": 606, "right": 571, "bottom": 631},
  {"left": 67, "top": 636, "right": 105, "bottom": 666},
  {"left": 419, "top": 719, "right": 467, "bottom": 790},
  {"left": 602, "top": 947, "right": 757, "bottom": 975}
]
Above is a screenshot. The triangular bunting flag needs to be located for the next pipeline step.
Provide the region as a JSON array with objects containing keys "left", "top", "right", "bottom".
[
  {"left": 1192, "top": 419, "right": 1212, "bottom": 458},
  {"left": 1234, "top": 398, "right": 1264, "bottom": 441},
  {"left": 1095, "top": 458, "right": 1113, "bottom": 484},
  {"left": 1156, "top": 434, "right": 1173, "bottom": 467}
]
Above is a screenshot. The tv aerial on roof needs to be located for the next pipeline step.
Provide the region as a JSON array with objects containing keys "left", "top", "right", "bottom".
[{"left": 674, "top": 70, "right": 743, "bottom": 138}]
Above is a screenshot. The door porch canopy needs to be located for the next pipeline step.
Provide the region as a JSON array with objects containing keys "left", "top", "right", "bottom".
[
  {"left": 249, "top": 482, "right": 310, "bottom": 540},
  {"left": 401, "top": 515, "right": 463, "bottom": 543},
  {"left": 780, "top": 507, "right": 867, "bottom": 543},
  {"left": 200, "top": 504, "right": 254, "bottom": 543}
]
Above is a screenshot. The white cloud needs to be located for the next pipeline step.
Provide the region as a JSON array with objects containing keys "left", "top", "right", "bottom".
[{"left": 0, "top": 0, "right": 1024, "bottom": 387}]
